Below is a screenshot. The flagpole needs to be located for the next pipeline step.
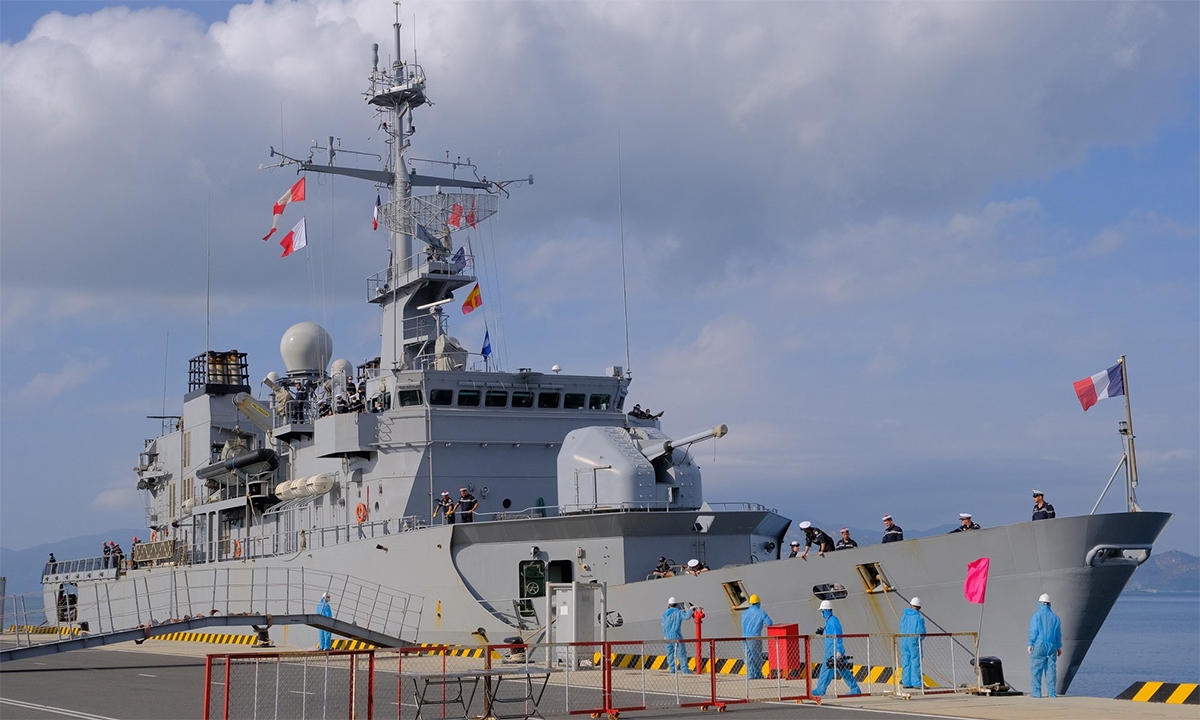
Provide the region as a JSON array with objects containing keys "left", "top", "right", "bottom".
[
  {"left": 1118, "top": 355, "right": 1140, "bottom": 511},
  {"left": 976, "top": 599, "right": 985, "bottom": 687}
]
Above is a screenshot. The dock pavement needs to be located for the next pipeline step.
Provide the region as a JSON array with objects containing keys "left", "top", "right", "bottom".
[{"left": 0, "top": 636, "right": 1192, "bottom": 720}]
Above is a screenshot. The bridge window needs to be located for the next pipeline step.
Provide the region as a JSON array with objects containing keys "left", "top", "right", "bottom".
[
  {"left": 564, "top": 393, "right": 586, "bottom": 409},
  {"left": 457, "top": 389, "right": 481, "bottom": 407},
  {"left": 429, "top": 389, "right": 453, "bottom": 406},
  {"left": 398, "top": 389, "right": 422, "bottom": 407},
  {"left": 589, "top": 394, "right": 612, "bottom": 410},
  {"left": 537, "top": 392, "right": 560, "bottom": 409},
  {"left": 485, "top": 390, "right": 508, "bottom": 407},
  {"left": 512, "top": 391, "right": 534, "bottom": 408}
]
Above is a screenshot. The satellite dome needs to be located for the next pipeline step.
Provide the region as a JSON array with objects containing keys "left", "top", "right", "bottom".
[
  {"left": 331, "top": 358, "right": 353, "bottom": 378},
  {"left": 280, "top": 322, "right": 333, "bottom": 376}
]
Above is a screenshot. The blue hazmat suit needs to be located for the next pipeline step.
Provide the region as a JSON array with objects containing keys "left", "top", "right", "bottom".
[
  {"left": 1028, "top": 603, "right": 1062, "bottom": 698},
  {"left": 898, "top": 607, "right": 926, "bottom": 688},
  {"left": 813, "top": 610, "right": 861, "bottom": 696},
  {"left": 317, "top": 596, "right": 333, "bottom": 650},
  {"left": 661, "top": 605, "right": 693, "bottom": 673},
  {"left": 740, "top": 603, "right": 773, "bottom": 679}
]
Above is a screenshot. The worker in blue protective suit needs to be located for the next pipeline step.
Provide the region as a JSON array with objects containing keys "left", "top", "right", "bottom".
[
  {"left": 662, "top": 597, "right": 694, "bottom": 673},
  {"left": 813, "top": 600, "right": 861, "bottom": 700},
  {"left": 317, "top": 592, "right": 334, "bottom": 651},
  {"left": 898, "top": 597, "right": 927, "bottom": 688},
  {"left": 740, "top": 594, "right": 772, "bottom": 680},
  {"left": 1028, "top": 593, "right": 1062, "bottom": 698}
]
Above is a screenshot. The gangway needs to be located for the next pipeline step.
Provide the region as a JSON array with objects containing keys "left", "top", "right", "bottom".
[
  {"left": 1, "top": 612, "right": 404, "bottom": 662},
  {"left": 2, "top": 566, "right": 422, "bottom": 663}
]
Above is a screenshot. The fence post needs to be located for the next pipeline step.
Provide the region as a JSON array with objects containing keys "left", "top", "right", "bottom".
[
  {"left": 202, "top": 655, "right": 213, "bottom": 720},
  {"left": 804, "top": 635, "right": 812, "bottom": 699},
  {"left": 347, "top": 651, "right": 356, "bottom": 720},
  {"left": 222, "top": 655, "right": 231, "bottom": 720},
  {"left": 367, "top": 651, "right": 375, "bottom": 720}
]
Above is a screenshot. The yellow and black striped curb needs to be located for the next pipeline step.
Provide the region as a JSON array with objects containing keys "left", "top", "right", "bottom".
[
  {"left": 593, "top": 652, "right": 924, "bottom": 685},
  {"left": 151, "top": 632, "right": 261, "bottom": 645},
  {"left": 1116, "top": 682, "right": 1199, "bottom": 705},
  {"left": 5, "top": 625, "right": 81, "bottom": 636}
]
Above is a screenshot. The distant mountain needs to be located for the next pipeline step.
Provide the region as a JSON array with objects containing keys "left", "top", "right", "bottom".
[
  {"left": 1126, "top": 550, "right": 1200, "bottom": 594},
  {"left": 0, "top": 528, "right": 143, "bottom": 597}
]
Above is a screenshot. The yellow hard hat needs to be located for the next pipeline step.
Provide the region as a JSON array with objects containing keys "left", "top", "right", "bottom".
[{"left": 748, "top": 594, "right": 760, "bottom": 605}]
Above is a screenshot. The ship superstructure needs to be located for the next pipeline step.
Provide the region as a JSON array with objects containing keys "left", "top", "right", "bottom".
[{"left": 39, "top": 13, "right": 1172, "bottom": 695}]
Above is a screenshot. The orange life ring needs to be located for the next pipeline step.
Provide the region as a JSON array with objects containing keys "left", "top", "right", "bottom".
[
  {"left": 232, "top": 540, "right": 242, "bottom": 558},
  {"left": 355, "top": 502, "right": 369, "bottom": 524}
]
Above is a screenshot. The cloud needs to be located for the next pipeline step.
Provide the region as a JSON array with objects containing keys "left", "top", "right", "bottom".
[
  {"left": 90, "top": 483, "right": 141, "bottom": 511},
  {"left": 11, "top": 357, "right": 108, "bottom": 405}
]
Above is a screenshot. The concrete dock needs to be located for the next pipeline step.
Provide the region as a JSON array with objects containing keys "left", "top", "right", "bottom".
[{"left": 0, "top": 636, "right": 1193, "bottom": 719}]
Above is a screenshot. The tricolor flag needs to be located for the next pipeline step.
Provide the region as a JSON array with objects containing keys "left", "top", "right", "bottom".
[
  {"left": 461, "top": 283, "right": 482, "bottom": 314},
  {"left": 963, "top": 557, "right": 990, "bottom": 604},
  {"left": 481, "top": 329, "right": 492, "bottom": 360},
  {"left": 279, "top": 217, "right": 307, "bottom": 258},
  {"left": 466, "top": 198, "right": 477, "bottom": 229},
  {"left": 373, "top": 193, "right": 381, "bottom": 231},
  {"left": 447, "top": 202, "right": 464, "bottom": 229},
  {"left": 1073, "top": 363, "right": 1124, "bottom": 412},
  {"left": 263, "top": 177, "right": 306, "bottom": 241}
]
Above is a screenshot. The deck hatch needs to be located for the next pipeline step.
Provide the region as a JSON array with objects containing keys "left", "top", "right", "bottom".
[
  {"left": 855, "top": 562, "right": 893, "bottom": 593},
  {"left": 722, "top": 581, "right": 750, "bottom": 609}
]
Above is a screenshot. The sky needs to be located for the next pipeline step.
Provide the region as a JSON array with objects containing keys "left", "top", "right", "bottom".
[{"left": 1, "top": 1, "right": 1197, "bottom": 556}]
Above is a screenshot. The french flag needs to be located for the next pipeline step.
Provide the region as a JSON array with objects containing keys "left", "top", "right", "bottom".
[{"left": 1073, "top": 363, "right": 1124, "bottom": 412}]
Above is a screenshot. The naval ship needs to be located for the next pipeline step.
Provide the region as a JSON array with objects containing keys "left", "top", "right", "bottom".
[{"left": 40, "top": 15, "right": 1171, "bottom": 695}]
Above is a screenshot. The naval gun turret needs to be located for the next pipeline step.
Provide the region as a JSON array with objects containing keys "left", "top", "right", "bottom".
[{"left": 557, "top": 424, "right": 727, "bottom": 514}]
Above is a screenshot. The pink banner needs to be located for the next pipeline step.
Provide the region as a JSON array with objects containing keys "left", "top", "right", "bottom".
[{"left": 963, "top": 557, "right": 990, "bottom": 604}]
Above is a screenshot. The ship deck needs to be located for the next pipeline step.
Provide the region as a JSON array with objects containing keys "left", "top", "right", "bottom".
[{"left": 1, "top": 636, "right": 1191, "bottom": 719}]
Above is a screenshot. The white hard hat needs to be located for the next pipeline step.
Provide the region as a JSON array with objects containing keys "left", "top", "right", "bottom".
[
  {"left": 667, "top": 596, "right": 677, "bottom": 605},
  {"left": 910, "top": 597, "right": 921, "bottom": 608},
  {"left": 799, "top": 521, "right": 812, "bottom": 529},
  {"left": 321, "top": 591, "right": 330, "bottom": 599},
  {"left": 687, "top": 559, "right": 699, "bottom": 567},
  {"left": 819, "top": 600, "right": 833, "bottom": 611},
  {"left": 1039, "top": 593, "right": 1051, "bottom": 604}
]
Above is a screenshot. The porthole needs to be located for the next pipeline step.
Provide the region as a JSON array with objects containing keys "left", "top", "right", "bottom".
[
  {"left": 812, "top": 583, "right": 848, "bottom": 601},
  {"left": 502, "top": 498, "right": 512, "bottom": 509}
]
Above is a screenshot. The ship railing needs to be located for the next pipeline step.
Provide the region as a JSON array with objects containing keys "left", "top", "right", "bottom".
[
  {"left": 366, "top": 250, "right": 475, "bottom": 302},
  {"left": 42, "top": 555, "right": 120, "bottom": 581},
  {"left": 201, "top": 633, "right": 982, "bottom": 718},
  {"left": 5, "top": 567, "right": 423, "bottom": 651},
  {"left": 703, "top": 502, "right": 775, "bottom": 513}
]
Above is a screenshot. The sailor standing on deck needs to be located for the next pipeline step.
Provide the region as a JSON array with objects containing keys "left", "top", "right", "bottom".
[
  {"left": 740, "top": 594, "right": 772, "bottom": 680},
  {"left": 835, "top": 528, "right": 858, "bottom": 550},
  {"left": 882, "top": 515, "right": 904, "bottom": 543},
  {"left": 433, "top": 491, "right": 456, "bottom": 525},
  {"left": 457, "top": 488, "right": 478, "bottom": 523},
  {"left": 1028, "top": 594, "right": 1062, "bottom": 698},
  {"left": 1032, "top": 491, "right": 1056, "bottom": 521},
  {"left": 949, "top": 513, "right": 981, "bottom": 533},
  {"left": 662, "top": 597, "right": 693, "bottom": 673},
  {"left": 788, "top": 541, "right": 801, "bottom": 558},
  {"left": 317, "top": 592, "right": 334, "bottom": 651},
  {"left": 798, "top": 522, "right": 834, "bottom": 558}
]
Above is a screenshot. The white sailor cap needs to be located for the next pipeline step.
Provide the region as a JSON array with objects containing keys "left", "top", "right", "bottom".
[
  {"left": 687, "top": 559, "right": 699, "bottom": 567},
  {"left": 790, "top": 541, "right": 800, "bottom": 546},
  {"left": 959, "top": 513, "right": 972, "bottom": 519},
  {"left": 882, "top": 515, "right": 893, "bottom": 521},
  {"left": 799, "top": 521, "right": 812, "bottom": 529},
  {"left": 840, "top": 527, "right": 849, "bottom": 533},
  {"left": 1032, "top": 490, "right": 1044, "bottom": 497}
]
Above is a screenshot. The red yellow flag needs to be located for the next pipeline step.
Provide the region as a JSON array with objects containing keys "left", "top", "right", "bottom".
[{"left": 461, "top": 283, "right": 482, "bottom": 314}]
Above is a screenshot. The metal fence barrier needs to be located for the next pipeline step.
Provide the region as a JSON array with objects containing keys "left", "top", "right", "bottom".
[{"left": 203, "top": 632, "right": 978, "bottom": 719}]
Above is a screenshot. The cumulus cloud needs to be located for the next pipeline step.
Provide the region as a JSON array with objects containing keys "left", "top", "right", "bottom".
[{"left": 11, "top": 357, "right": 108, "bottom": 404}]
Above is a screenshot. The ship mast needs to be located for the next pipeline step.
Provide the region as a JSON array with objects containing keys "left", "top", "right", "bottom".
[{"left": 264, "top": 4, "right": 524, "bottom": 371}]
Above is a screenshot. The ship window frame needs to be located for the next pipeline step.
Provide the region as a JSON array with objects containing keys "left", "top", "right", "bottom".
[
  {"left": 485, "top": 390, "right": 508, "bottom": 407},
  {"left": 397, "top": 389, "right": 423, "bottom": 407},
  {"left": 589, "top": 393, "right": 612, "bottom": 410},
  {"left": 563, "top": 393, "right": 586, "bottom": 409},
  {"left": 855, "top": 562, "right": 893, "bottom": 594},
  {"left": 812, "top": 583, "right": 849, "bottom": 601},
  {"left": 511, "top": 391, "right": 534, "bottom": 408},
  {"left": 429, "top": 389, "right": 453, "bottom": 406},
  {"left": 722, "top": 581, "right": 751, "bottom": 609},
  {"left": 537, "top": 392, "right": 561, "bottom": 409},
  {"left": 457, "top": 389, "right": 481, "bottom": 407}
]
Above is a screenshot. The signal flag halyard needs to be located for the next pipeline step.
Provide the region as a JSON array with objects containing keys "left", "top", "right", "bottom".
[
  {"left": 1073, "top": 363, "right": 1124, "bottom": 412},
  {"left": 279, "top": 217, "right": 307, "bottom": 258},
  {"left": 461, "top": 283, "right": 482, "bottom": 314},
  {"left": 373, "top": 193, "right": 381, "bottom": 230},
  {"left": 263, "top": 177, "right": 306, "bottom": 241}
]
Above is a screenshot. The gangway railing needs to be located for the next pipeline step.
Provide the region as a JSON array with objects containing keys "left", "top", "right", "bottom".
[{"left": 2, "top": 566, "right": 422, "bottom": 661}]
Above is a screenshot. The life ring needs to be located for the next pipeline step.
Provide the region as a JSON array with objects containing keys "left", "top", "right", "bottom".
[
  {"left": 232, "top": 540, "right": 242, "bottom": 558},
  {"left": 355, "top": 502, "right": 369, "bottom": 524}
]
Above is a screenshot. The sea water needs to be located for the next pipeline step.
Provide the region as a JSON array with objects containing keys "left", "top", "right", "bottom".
[{"left": 1068, "top": 592, "right": 1200, "bottom": 697}]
